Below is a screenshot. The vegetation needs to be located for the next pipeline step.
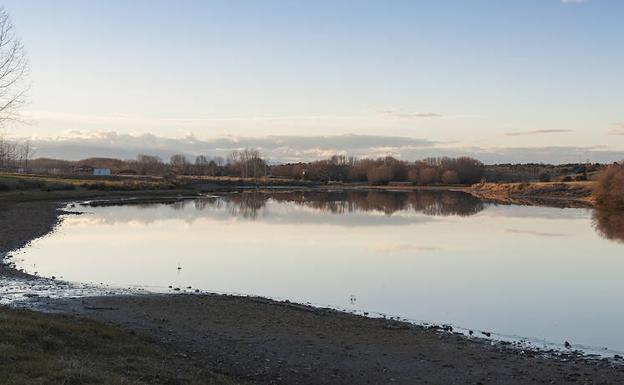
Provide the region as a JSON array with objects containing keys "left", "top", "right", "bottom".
[
  {"left": 483, "top": 163, "right": 599, "bottom": 183},
  {"left": 0, "top": 307, "right": 238, "bottom": 385},
  {"left": 593, "top": 163, "right": 624, "bottom": 209}
]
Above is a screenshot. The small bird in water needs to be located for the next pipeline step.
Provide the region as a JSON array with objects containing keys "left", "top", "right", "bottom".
[
  {"left": 564, "top": 341, "right": 572, "bottom": 349},
  {"left": 177, "top": 263, "right": 182, "bottom": 271}
]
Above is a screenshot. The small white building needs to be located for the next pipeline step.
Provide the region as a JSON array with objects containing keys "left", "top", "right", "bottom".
[{"left": 93, "top": 168, "right": 111, "bottom": 176}]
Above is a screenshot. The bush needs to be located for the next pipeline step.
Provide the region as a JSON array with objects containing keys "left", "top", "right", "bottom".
[
  {"left": 574, "top": 174, "right": 588, "bottom": 181},
  {"left": 594, "top": 164, "right": 624, "bottom": 209},
  {"left": 538, "top": 172, "right": 551, "bottom": 182},
  {"left": 561, "top": 176, "right": 573, "bottom": 182},
  {"left": 0, "top": 182, "right": 10, "bottom": 191}
]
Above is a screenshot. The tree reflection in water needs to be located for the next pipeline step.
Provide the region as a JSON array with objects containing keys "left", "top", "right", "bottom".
[
  {"left": 193, "top": 190, "right": 485, "bottom": 218},
  {"left": 592, "top": 209, "right": 624, "bottom": 244}
]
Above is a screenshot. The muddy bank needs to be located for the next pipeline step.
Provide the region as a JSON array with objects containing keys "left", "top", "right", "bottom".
[
  {"left": 469, "top": 181, "right": 595, "bottom": 208},
  {"left": 0, "top": 200, "right": 64, "bottom": 278},
  {"left": 35, "top": 294, "right": 624, "bottom": 385}
]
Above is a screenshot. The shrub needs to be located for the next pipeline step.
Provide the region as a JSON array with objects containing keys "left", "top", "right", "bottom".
[
  {"left": 538, "top": 172, "right": 551, "bottom": 182},
  {"left": 593, "top": 164, "right": 624, "bottom": 209},
  {"left": 561, "top": 176, "right": 573, "bottom": 182},
  {"left": 0, "top": 182, "right": 10, "bottom": 191},
  {"left": 574, "top": 174, "right": 588, "bottom": 181}
]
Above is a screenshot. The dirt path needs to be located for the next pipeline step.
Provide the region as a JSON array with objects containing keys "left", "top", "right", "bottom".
[{"left": 41, "top": 294, "right": 624, "bottom": 385}]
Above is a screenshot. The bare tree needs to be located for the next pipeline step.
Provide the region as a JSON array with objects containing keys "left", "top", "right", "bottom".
[
  {"left": 228, "top": 148, "right": 266, "bottom": 178},
  {"left": 0, "top": 7, "right": 28, "bottom": 125},
  {"left": 195, "top": 155, "right": 209, "bottom": 175},
  {"left": 135, "top": 154, "right": 164, "bottom": 175},
  {"left": 170, "top": 154, "right": 189, "bottom": 174}
]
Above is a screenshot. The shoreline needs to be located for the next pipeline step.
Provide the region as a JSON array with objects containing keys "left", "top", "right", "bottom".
[
  {"left": 468, "top": 181, "right": 595, "bottom": 208},
  {"left": 3, "top": 192, "right": 624, "bottom": 384}
]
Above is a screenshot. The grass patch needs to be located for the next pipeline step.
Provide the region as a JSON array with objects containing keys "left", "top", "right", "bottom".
[
  {"left": 0, "top": 173, "right": 198, "bottom": 203},
  {"left": 0, "top": 307, "right": 239, "bottom": 385}
]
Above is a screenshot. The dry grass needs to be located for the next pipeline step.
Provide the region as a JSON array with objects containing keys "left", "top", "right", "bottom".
[
  {"left": 468, "top": 181, "right": 595, "bottom": 205},
  {"left": 471, "top": 181, "right": 593, "bottom": 196},
  {"left": 0, "top": 307, "right": 240, "bottom": 385}
]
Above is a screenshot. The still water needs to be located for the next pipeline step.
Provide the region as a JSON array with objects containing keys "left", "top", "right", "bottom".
[{"left": 15, "top": 191, "right": 624, "bottom": 353}]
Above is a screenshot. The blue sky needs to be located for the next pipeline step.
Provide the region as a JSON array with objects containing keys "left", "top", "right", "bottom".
[{"left": 2, "top": 0, "right": 623, "bottom": 162}]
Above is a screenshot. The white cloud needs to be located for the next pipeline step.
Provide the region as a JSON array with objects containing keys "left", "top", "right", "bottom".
[
  {"left": 15, "top": 131, "right": 624, "bottom": 164},
  {"left": 506, "top": 129, "right": 572, "bottom": 136},
  {"left": 608, "top": 124, "right": 624, "bottom": 136}
]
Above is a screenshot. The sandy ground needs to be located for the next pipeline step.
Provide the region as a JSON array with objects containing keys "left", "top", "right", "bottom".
[{"left": 2, "top": 198, "right": 624, "bottom": 384}]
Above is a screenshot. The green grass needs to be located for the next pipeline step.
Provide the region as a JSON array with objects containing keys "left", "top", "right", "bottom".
[
  {"left": 0, "top": 173, "right": 196, "bottom": 202},
  {"left": 0, "top": 307, "right": 239, "bottom": 385}
]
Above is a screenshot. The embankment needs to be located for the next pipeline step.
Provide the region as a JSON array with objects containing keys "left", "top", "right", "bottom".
[{"left": 468, "top": 181, "right": 595, "bottom": 207}]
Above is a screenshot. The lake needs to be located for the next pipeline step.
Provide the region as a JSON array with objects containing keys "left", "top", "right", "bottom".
[{"left": 14, "top": 190, "right": 624, "bottom": 354}]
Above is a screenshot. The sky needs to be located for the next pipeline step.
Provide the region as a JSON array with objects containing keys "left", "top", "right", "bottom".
[{"left": 2, "top": 0, "right": 623, "bottom": 163}]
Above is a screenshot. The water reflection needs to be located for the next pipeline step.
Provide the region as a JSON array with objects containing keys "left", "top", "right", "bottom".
[
  {"left": 17, "top": 190, "right": 624, "bottom": 353},
  {"left": 193, "top": 190, "right": 485, "bottom": 219},
  {"left": 82, "top": 191, "right": 624, "bottom": 243},
  {"left": 592, "top": 210, "right": 624, "bottom": 244}
]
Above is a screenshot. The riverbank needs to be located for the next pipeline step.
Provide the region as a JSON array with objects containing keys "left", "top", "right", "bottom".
[
  {"left": 34, "top": 293, "right": 623, "bottom": 385},
  {"left": 3, "top": 192, "right": 624, "bottom": 384},
  {"left": 468, "top": 181, "right": 595, "bottom": 207}
]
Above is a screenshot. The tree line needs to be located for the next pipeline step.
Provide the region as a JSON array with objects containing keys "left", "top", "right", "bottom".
[
  {"left": 27, "top": 150, "right": 486, "bottom": 186},
  {"left": 0, "top": 135, "right": 34, "bottom": 171},
  {"left": 271, "top": 155, "right": 485, "bottom": 185}
]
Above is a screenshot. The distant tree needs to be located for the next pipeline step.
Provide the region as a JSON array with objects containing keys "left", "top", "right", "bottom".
[
  {"left": 367, "top": 165, "right": 393, "bottom": 185},
  {"left": 227, "top": 148, "right": 266, "bottom": 178},
  {"left": 170, "top": 154, "right": 189, "bottom": 174},
  {"left": 194, "top": 155, "right": 209, "bottom": 175},
  {"left": 136, "top": 154, "right": 164, "bottom": 175},
  {"left": 419, "top": 167, "right": 438, "bottom": 185},
  {"left": 441, "top": 170, "right": 460, "bottom": 184}
]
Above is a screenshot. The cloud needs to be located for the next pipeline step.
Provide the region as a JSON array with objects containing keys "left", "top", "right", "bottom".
[
  {"left": 506, "top": 129, "right": 572, "bottom": 137},
  {"left": 13, "top": 131, "right": 624, "bottom": 164},
  {"left": 372, "top": 244, "right": 441, "bottom": 254},
  {"left": 23, "top": 132, "right": 437, "bottom": 162},
  {"left": 608, "top": 124, "right": 624, "bottom": 135},
  {"left": 380, "top": 110, "right": 443, "bottom": 119},
  {"left": 505, "top": 229, "right": 567, "bottom": 237}
]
